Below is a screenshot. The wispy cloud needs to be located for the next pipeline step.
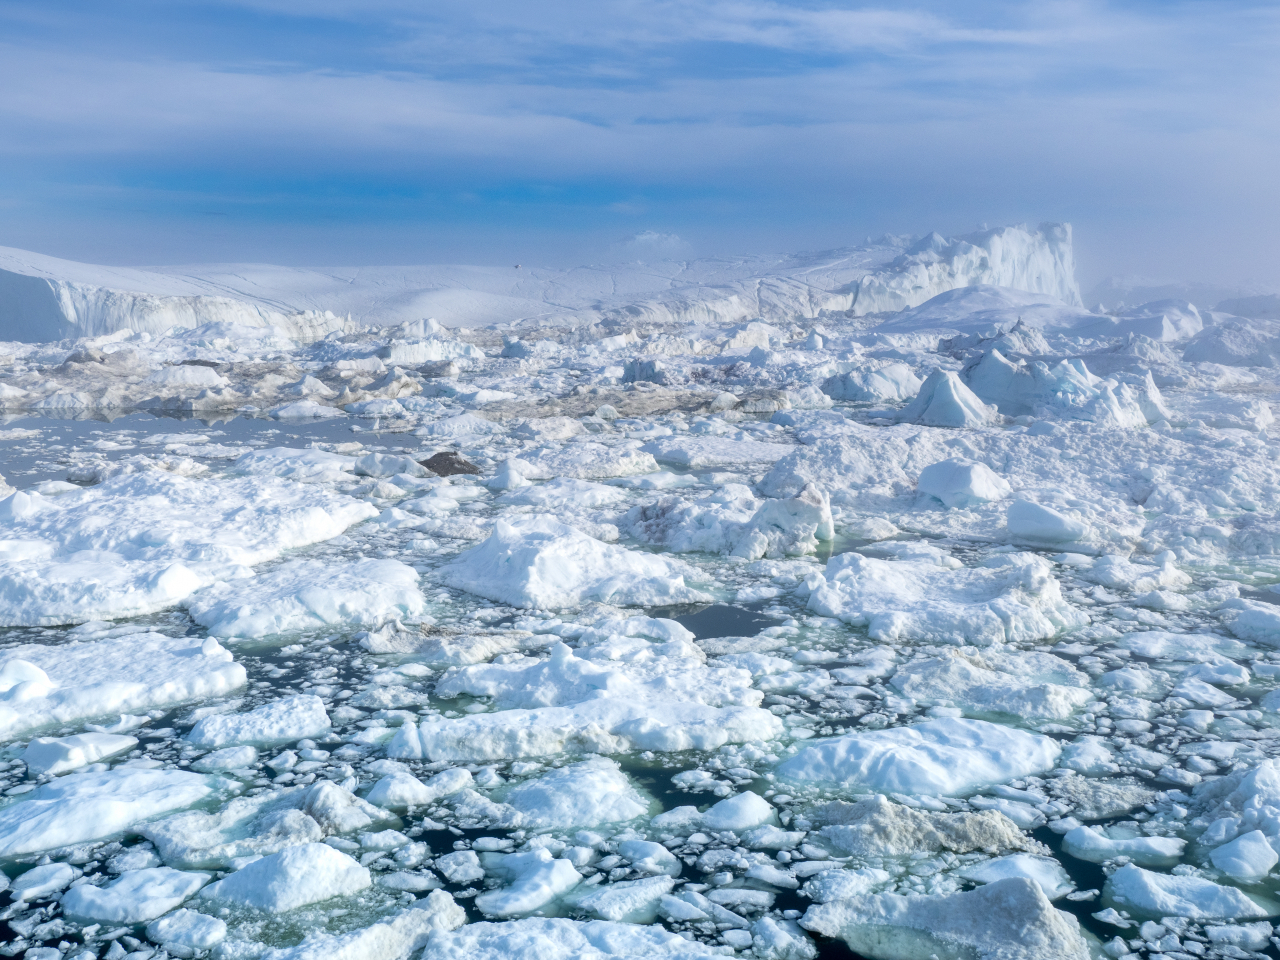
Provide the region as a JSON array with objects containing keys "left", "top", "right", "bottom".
[{"left": 0, "top": 1, "right": 1276, "bottom": 281}]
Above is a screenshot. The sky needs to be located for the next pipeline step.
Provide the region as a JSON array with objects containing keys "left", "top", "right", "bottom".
[{"left": 0, "top": 0, "right": 1277, "bottom": 290}]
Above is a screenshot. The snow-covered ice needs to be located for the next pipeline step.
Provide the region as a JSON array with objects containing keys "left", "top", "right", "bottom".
[{"left": 3, "top": 221, "right": 1280, "bottom": 958}]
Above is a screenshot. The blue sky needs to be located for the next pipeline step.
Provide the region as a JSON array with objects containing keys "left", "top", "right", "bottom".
[{"left": 0, "top": 1, "right": 1276, "bottom": 287}]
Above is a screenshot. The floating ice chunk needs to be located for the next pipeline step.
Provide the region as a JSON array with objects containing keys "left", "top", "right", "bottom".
[
  {"left": 1103, "top": 863, "right": 1274, "bottom": 920},
  {"left": 421, "top": 916, "right": 727, "bottom": 959},
  {"left": 800, "top": 867, "right": 893, "bottom": 903},
  {"left": 965, "top": 350, "right": 1152, "bottom": 425},
  {"left": 1115, "top": 630, "right": 1248, "bottom": 662},
  {"left": 443, "top": 515, "right": 711, "bottom": 609},
  {"left": 187, "top": 694, "right": 330, "bottom": 747},
  {"left": 259, "top": 891, "right": 466, "bottom": 960},
  {"left": 141, "top": 789, "right": 322, "bottom": 869},
  {"left": 1006, "top": 500, "right": 1088, "bottom": 543},
  {"left": 0, "top": 471, "right": 376, "bottom": 625},
  {"left": 889, "top": 648, "right": 1090, "bottom": 721},
  {"left": 353, "top": 453, "right": 426, "bottom": 478},
  {"left": 504, "top": 758, "right": 650, "bottom": 829},
  {"left": 474, "top": 848, "right": 581, "bottom": 917},
  {"left": 568, "top": 875, "right": 675, "bottom": 923},
  {"left": 700, "top": 791, "right": 777, "bottom": 832},
  {"left": 411, "top": 696, "right": 781, "bottom": 763},
  {"left": 1105, "top": 299, "right": 1204, "bottom": 341},
  {"left": 61, "top": 866, "right": 208, "bottom": 923},
  {"left": 895, "top": 370, "right": 998, "bottom": 427},
  {"left": 1171, "top": 677, "right": 1236, "bottom": 707},
  {"left": 735, "top": 483, "right": 834, "bottom": 560},
  {"left": 12, "top": 862, "right": 77, "bottom": 900},
  {"left": 1204, "top": 921, "right": 1276, "bottom": 951},
  {"left": 147, "top": 364, "right": 228, "bottom": 389},
  {"left": 777, "top": 718, "right": 1060, "bottom": 797},
  {"left": 517, "top": 441, "right": 658, "bottom": 480},
  {"left": 616, "top": 839, "right": 681, "bottom": 877},
  {"left": 436, "top": 850, "right": 485, "bottom": 884},
  {"left": 417, "top": 413, "right": 503, "bottom": 438},
  {"left": 807, "top": 552, "right": 1084, "bottom": 646},
  {"left": 1084, "top": 554, "right": 1189, "bottom": 592},
  {"left": 1059, "top": 737, "right": 1120, "bottom": 775},
  {"left": 822, "top": 362, "right": 921, "bottom": 402},
  {"left": 202, "top": 842, "right": 371, "bottom": 912},
  {"left": 21, "top": 732, "right": 138, "bottom": 776},
  {"left": 192, "top": 745, "right": 258, "bottom": 773},
  {"left": 916, "top": 458, "right": 1010, "bottom": 508},
  {"left": 186, "top": 558, "right": 425, "bottom": 639},
  {"left": 366, "top": 768, "right": 472, "bottom": 809},
  {"left": 0, "top": 767, "right": 225, "bottom": 858},
  {"left": 641, "top": 436, "right": 795, "bottom": 469},
  {"left": 499, "top": 476, "right": 624, "bottom": 509},
  {"left": 957, "top": 854, "right": 1074, "bottom": 900},
  {"left": 345, "top": 398, "right": 406, "bottom": 417},
  {"left": 815, "top": 796, "right": 1027, "bottom": 858},
  {"left": 146, "top": 908, "right": 228, "bottom": 953},
  {"left": 801, "top": 877, "right": 1090, "bottom": 960},
  {"left": 1220, "top": 598, "right": 1280, "bottom": 646},
  {"left": 1211, "top": 830, "right": 1280, "bottom": 882},
  {"left": 233, "top": 447, "right": 357, "bottom": 484},
  {"left": 1060, "top": 825, "right": 1183, "bottom": 867},
  {"left": 270, "top": 400, "right": 342, "bottom": 419}
]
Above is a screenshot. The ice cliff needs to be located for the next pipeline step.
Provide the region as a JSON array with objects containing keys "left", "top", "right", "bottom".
[{"left": 0, "top": 222, "right": 1080, "bottom": 342}]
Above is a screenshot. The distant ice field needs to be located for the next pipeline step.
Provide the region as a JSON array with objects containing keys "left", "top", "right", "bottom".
[{"left": 2, "top": 226, "right": 1280, "bottom": 960}]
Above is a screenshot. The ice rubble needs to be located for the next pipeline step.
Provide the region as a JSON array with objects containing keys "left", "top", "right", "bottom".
[
  {"left": 777, "top": 718, "right": 1062, "bottom": 796},
  {"left": 443, "top": 516, "right": 711, "bottom": 609},
  {"left": 0, "top": 472, "right": 375, "bottom": 624},
  {"left": 5, "top": 222, "right": 1280, "bottom": 960},
  {"left": 806, "top": 551, "right": 1086, "bottom": 646},
  {"left": 186, "top": 558, "right": 425, "bottom": 639},
  {"left": 0, "top": 632, "right": 244, "bottom": 741},
  {"left": 0, "top": 223, "right": 1076, "bottom": 340},
  {"left": 802, "top": 877, "right": 1090, "bottom": 960},
  {"left": 393, "top": 639, "right": 782, "bottom": 761},
  {"left": 0, "top": 767, "right": 227, "bottom": 858}
]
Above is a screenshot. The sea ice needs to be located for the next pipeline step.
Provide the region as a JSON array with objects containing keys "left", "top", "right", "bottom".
[
  {"left": 186, "top": 694, "right": 330, "bottom": 747},
  {"left": 186, "top": 558, "right": 425, "bottom": 639},
  {"left": 916, "top": 457, "right": 1011, "bottom": 508},
  {"left": 0, "top": 767, "right": 226, "bottom": 858},
  {"left": 0, "top": 633, "right": 244, "bottom": 741},
  {"left": 896, "top": 370, "right": 998, "bottom": 427},
  {"left": 20, "top": 732, "right": 138, "bottom": 776},
  {"left": 422, "top": 916, "right": 728, "bottom": 959},
  {"left": 502, "top": 758, "right": 651, "bottom": 829},
  {"left": 443, "top": 516, "right": 711, "bottom": 609},
  {"left": 258, "top": 892, "right": 465, "bottom": 960},
  {"left": 1104, "top": 864, "right": 1274, "bottom": 920},
  {"left": 201, "top": 842, "right": 371, "bottom": 912},
  {"left": 0, "top": 472, "right": 375, "bottom": 624},
  {"left": 801, "top": 876, "right": 1090, "bottom": 960},
  {"left": 61, "top": 866, "right": 209, "bottom": 923},
  {"left": 777, "top": 718, "right": 1061, "bottom": 796},
  {"left": 806, "top": 552, "right": 1085, "bottom": 646},
  {"left": 474, "top": 848, "right": 582, "bottom": 917}
]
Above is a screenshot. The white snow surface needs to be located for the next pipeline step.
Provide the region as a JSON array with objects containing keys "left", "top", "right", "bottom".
[
  {"left": 5, "top": 218, "right": 1280, "bottom": 959},
  {"left": 0, "top": 633, "right": 244, "bottom": 741},
  {"left": 0, "top": 472, "right": 376, "bottom": 624},
  {"left": 0, "top": 223, "right": 1077, "bottom": 341},
  {"left": 777, "top": 718, "right": 1062, "bottom": 796},
  {"left": 443, "top": 516, "right": 711, "bottom": 609}
]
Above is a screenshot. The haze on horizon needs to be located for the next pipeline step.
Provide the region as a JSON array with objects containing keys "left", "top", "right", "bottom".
[{"left": 0, "top": 0, "right": 1276, "bottom": 294}]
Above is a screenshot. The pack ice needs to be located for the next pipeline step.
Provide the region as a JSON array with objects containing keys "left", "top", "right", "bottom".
[{"left": 3, "top": 221, "right": 1280, "bottom": 960}]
